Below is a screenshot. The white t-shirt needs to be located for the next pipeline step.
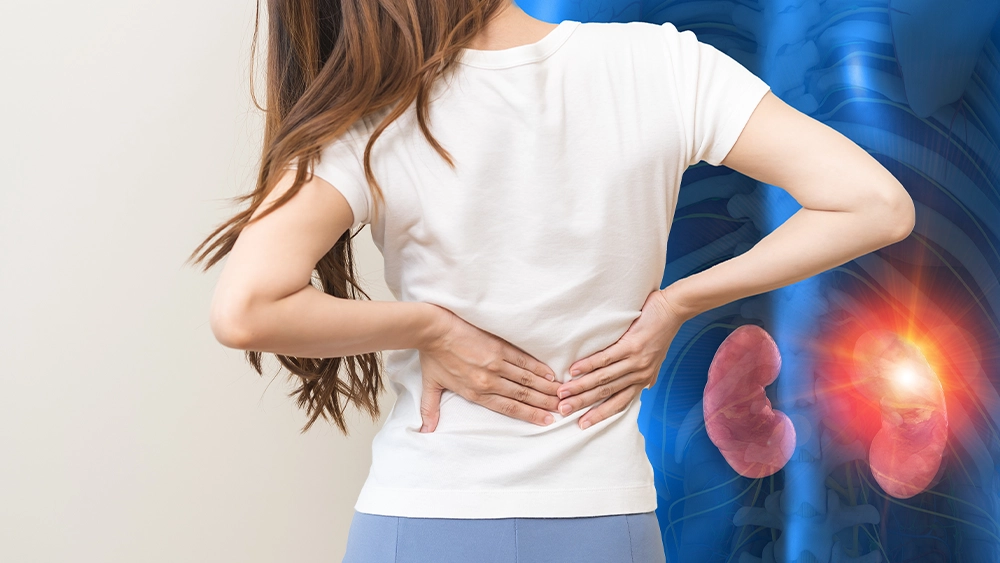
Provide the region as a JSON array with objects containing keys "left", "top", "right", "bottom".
[{"left": 307, "top": 19, "right": 770, "bottom": 518}]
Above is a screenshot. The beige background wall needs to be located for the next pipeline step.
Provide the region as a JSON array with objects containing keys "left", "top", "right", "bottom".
[{"left": 0, "top": 2, "right": 392, "bottom": 561}]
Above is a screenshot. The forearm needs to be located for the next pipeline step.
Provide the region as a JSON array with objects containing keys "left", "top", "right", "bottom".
[
  {"left": 662, "top": 197, "right": 912, "bottom": 321},
  {"left": 216, "top": 284, "right": 445, "bottom": 358}
]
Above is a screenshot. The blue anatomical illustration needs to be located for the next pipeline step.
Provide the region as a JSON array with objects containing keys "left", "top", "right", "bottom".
[{"left": 518, "top": 0, "right": 1000, "bottom": 561}]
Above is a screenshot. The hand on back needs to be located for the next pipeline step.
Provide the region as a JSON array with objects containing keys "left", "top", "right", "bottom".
[
  {"left": 554, "top": 289, "right": 687, "bottom": 429},
  {"left": 417, "top": 304, "right": 561, "bottom": 432},
  {"left": 417, "top": 289, "right": 688, "bottom": 432}
]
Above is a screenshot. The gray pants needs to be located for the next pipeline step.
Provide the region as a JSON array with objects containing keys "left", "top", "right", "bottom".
[{"left": 342, "top": 510, "right": 666, "bottom": 563}]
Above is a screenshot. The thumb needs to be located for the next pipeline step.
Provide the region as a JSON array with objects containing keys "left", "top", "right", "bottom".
[{"left": 419, "top": 378, "right": 444, "bottom": 433}]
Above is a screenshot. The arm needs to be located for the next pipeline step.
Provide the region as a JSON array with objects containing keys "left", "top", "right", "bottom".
[
  {"left": 208, "top": 169, "right": 446, "bottom": 357},
  {"left": 661, "top": 90, "right": 916, "bottom": 321},
  {"left": 209, "top": 167, "right": 561, "bottom": 428}
]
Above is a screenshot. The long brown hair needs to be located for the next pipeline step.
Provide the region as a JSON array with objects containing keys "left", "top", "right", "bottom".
[{"left": 186, "top": 0, "right": 510, "bottom": 435}]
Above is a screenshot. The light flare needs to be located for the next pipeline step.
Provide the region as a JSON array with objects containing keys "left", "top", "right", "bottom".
[{"left": 853, "top": 329, "right": 948, "bottom": 499}]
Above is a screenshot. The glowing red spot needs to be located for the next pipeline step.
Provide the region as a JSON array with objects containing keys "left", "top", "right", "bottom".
[{"left": 852, "top": 329, "right": 948, "bottom": 499}]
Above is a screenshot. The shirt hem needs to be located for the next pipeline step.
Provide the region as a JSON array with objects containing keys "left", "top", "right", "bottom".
[{"left": 354, "top": 482, "right": 658, "bottom": 519}]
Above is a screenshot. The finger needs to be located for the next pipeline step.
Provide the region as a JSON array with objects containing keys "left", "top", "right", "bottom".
[
  {"left": 497, "top": 357, "right": 562, "bottom": 398},
  {"left": 419, "top": 378, "right": 444, "bottom": 433},
  {"left": 502, "top": 343, "right": 556, "bottom": 382},
  {"left": 567, "top": 340, "right": 629, "bottom": 378},
  {"left": 578, "top": 383, "right": 644, "bottom": 430},
  {"left": 478, "top": 393, "right": 556, "bottom": 426},
  {"left": 558, "top": 356, "right": 637, "bottom": 400},
  {"left": 491, "top": 364, "right": 561, "bottom": 412},
  {"left": 558, "top": 367, "right": 646, "bottom": 416}
]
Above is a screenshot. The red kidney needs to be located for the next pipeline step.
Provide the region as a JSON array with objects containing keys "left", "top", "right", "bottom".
[
  {"left": 852, "top": 329, "right": 948, "bottom": 499},
  {"left": 703, "top": 324, "right": 795, "bottom": 479}
]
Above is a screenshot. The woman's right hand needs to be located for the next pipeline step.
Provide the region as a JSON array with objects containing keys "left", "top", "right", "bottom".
[{"left": 416, "top": 304, "right": 562, "bottom": 432}]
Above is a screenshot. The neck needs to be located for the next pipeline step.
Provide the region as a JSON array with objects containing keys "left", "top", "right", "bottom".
[{"left": 466, "top": 3, "right": 555, "bottom": 51}]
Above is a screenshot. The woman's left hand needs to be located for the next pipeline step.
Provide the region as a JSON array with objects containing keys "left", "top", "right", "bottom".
[{"left": 556, "top": 288, "right": 691, "bottom": 430}]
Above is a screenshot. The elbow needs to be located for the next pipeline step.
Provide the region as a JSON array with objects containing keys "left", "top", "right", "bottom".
[
  {"left": 209, "top": 293, "right": 260, "bottom": 351},
  {"left": 887, "top": 189, "right": 916, "bottom": 242},
  {"left": 874, "top": 182, "right": 916, "bottom": 243}
]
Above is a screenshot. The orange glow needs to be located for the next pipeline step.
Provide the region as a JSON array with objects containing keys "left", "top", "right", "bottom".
[{"left": 809, "top": 294, "right": 977, "bottom": 499}]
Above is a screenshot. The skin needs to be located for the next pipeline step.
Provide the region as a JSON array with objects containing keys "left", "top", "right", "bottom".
[
  {"left": 209, "top": 2, "right": 915, "bottom": 432},
  {"left": 465, "top": 1, "right": 559, "bottom": 51}
]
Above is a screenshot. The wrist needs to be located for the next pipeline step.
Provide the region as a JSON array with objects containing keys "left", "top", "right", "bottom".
[
  {"left": 415, "top": 302, "right": 450, "bottom": 351},
  {"left": 659, "top": 281, "right": 701, "bottom": 322}
]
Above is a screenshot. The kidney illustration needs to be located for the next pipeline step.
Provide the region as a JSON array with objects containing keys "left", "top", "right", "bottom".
[
  {"left": 703, "top": 324, "right": 796, "bottom": 479},
  {"left": 852, "top": 329, "right": 949, "bottom": 499}
]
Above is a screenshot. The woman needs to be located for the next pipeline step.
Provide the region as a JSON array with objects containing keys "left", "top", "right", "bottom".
[{"left": 188, "top": 0, "right": 915, "bottom": 561}]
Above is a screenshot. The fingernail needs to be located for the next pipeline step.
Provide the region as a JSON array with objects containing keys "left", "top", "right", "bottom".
[
  {"left": 571, "top": 369, "right": 581, "bottom": 376},
  {"left": 420, "top": 424, "right": 427, "bottom": 432},
  {"left": 560, "top": 404, "right": 572, "bottom": 415},
  {"left": 580, "top": 419, "right": 591, "bottom": 430},
  {"left": 543, "top": 414, "right": 555, "bottom": 424},
  {"left": 558, "top": 390, "right": 569, "bottom": 399},
  {"left": 546, "top": 373, "right": 555, "bottom": 381}
]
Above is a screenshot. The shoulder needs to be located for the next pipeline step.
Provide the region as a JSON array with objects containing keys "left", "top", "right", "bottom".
[
  {"left": 553, "top": 20, "right": 669, "bottom": 71},
  {"left": 320, "top": 109, "right": 383, "bottom": 159},
  {"left": 571, "top": 20, "right": 668, "bottom": 43},
  {"left": 579, "top": 20, "right": 701, "bottom": 46},
  {"left": 567, "top": 20, "right": 683, "bottom": 61}
]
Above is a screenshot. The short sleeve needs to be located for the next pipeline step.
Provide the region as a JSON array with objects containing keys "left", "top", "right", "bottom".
[
  {"left": 660, "top": 21, "right": 772, "bottom": 167},
  {"left": 289, "top": 129, "right": 373, "bottom": 231}
]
